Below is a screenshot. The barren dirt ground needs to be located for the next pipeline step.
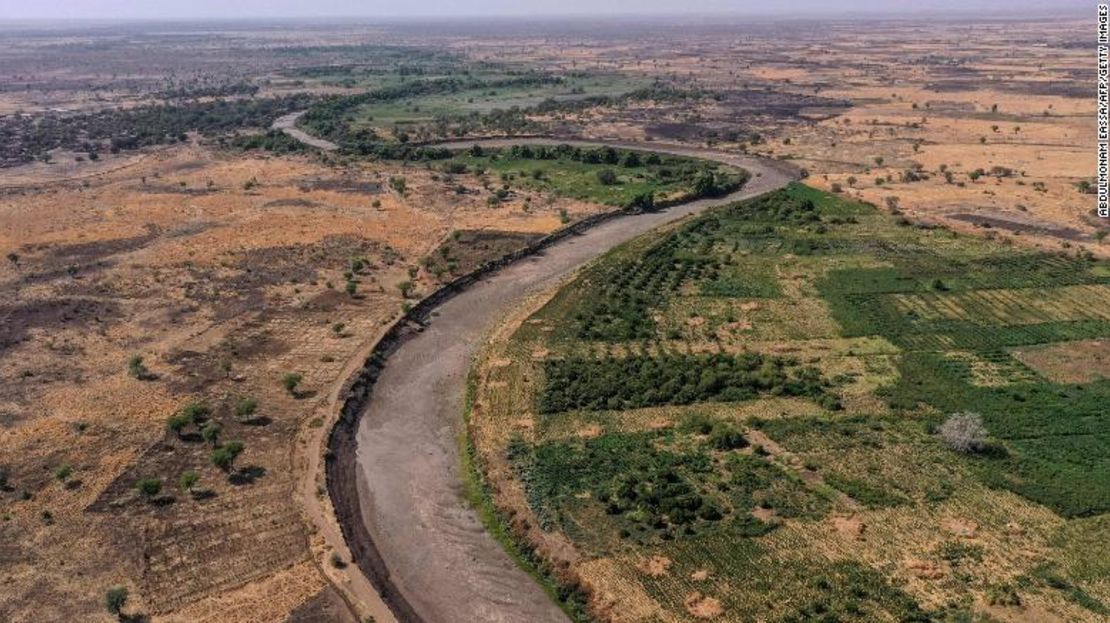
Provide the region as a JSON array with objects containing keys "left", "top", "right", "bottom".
[
  {"left": 349, "top": 140, "right": 796, "bottom": 622},
  {"left": 0, "top": 140, "right": 607, "bottom": 622}
]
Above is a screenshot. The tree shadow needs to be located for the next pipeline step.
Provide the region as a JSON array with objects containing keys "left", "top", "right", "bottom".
[
  {"left": 189, "top": 488, "right": 217, "bottom": 501},
  {"left": 149, "top": 494, "right": 176, "bottom": 507},
  {"left": 228, "top": 465, "right": 267, "bottom": 486}
]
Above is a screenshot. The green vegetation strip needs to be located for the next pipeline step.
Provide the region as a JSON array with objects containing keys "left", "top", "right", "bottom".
[
  {"left": 459, "top": 373, "right": 592, "bottom": 622},
  {"left": 539, "top": 352, "right": 837, "bottom": 413}
]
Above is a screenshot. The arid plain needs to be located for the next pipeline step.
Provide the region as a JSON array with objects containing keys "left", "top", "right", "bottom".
[{"left": 0, "top": 14, "right": 1102, "bottom": 623}]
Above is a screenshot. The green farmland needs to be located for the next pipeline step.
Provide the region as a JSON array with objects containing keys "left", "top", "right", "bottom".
[{"left": 469, "top": 183, "right": 1110, "bottom": 622}]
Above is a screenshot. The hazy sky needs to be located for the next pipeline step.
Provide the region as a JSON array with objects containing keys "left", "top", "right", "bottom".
[{"left": 0, "top": 0, "right": 1089, "bottom": 20}]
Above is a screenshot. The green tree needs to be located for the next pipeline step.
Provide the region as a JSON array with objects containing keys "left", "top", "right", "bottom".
[
  {"left": 692, "top": 170, "right": 718, "bottom": 197},
  {"left": 179, "top": 470, "right": 199, "bottom": 492},
  {"left": 282, "top": 373, "right": 303, "bottom": 396},
  {"left": 201, "top": 422, "right": 222, "bottom": 447},
  {"left": 179, "top": 401, "right": 211, "bottom": 423},
  {"left": 211, "top": 441, "right": 245, "bottom": 472},
  {"left": 167, "top": 413, "right": 191, "bottom": 437}
]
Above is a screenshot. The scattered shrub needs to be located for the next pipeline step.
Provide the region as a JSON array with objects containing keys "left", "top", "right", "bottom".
[
  {"left": 201, "top": 422, "right": 222, "bottom": 446},
  {"left": 211, "top": 441, "right": 245, "bottom": 472},
  {"left": 986, "top": 583, "right": 1022, "bottom": 607},
  {"left": 167, "top": 413, "right": 192, "bottom": 436},
  {"left": 128, "top": 355, "right": 153, "bottom": 380},
  {"left": 234, "top": 397, "right": 258, "bottom": 421},
  {"left": 178, "top": 470, "right": 199, "bottom": 492},
  {"left": 105, "top": 586, "right": 128, "bottom": 617},
  {"left": 135, "top": 478, "right": 162, "bottom": 497},
  {"left": 53, "top": 464, "right": 73, "bottom": 482},
  {"left": 282, "top": 373, "right": 303, "bottom": 395}
]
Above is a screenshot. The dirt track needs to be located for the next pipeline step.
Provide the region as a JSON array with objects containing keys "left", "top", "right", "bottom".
[{"left": 331, "top": 139, "right": 797, "bottom": 622}]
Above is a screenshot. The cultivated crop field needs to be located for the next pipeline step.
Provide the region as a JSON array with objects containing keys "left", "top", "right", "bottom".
[{"left": 469, "top": 184, "right": 1109, "bottom": 622}]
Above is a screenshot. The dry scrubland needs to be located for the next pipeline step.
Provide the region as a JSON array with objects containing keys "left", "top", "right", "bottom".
[
  {"left": 0, "top": 142, "right": 606, "bottom": 621},
  {"left": 445, "top": 18, "right": 1100, "bottom": 256}
]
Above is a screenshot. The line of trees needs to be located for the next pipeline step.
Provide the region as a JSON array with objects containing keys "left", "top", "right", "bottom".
[{"left": 540, "top": 352, "right": 837, "bottom": 413}]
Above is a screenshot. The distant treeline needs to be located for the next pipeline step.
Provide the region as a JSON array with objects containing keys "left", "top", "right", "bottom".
[
  {"left": 0, "top": 94, "right": 314, "bottom": 167},
  {"left": 532, "top": 85, "right": 707, "bottom": 115},
  {"left": 156, "top": 81, "right": 260, "bottom": 100},
  {"left": 297, "top": 73, "right": 563, "bottom": 143},
  {"left": 297, "top": 77, "right": 706, "bottom": 152},
  {"left": 227, "top": 130, "right": 311, "bottom": 154}
]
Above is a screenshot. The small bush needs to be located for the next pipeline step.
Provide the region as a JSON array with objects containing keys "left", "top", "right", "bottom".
[
  {"left": 179, "top": 401, "right": 211, "bottom": 423},
  {"left": 709, "top": 425, "right": 749, "bottom": 451},
  {"left": 986, "top": 583, "right": 1022, "bottom": 607},
  {"left": 53, "top": 464, "right": 73, "bottom": 482},
  {"left": 282, "top": 373, "right": 303, "bottom": 395},
  {"left": 105, "top": 586, "right": 128, "bottom": 616},
  {"left": 135, "top": 477, "right": 162, "bottom": 497},
  {"left": 167, "top": 413, "right": 192, "bottom": 436},
  {"left": 179, "top": 470, "right": 199, "bottom": 491},
  {"left": 128, "top": 355, "right": 153, "bottom": 380},
  {"left": 938, "top": 412, "right": 988, "bottom": 454},
  {"left": 234, "top": 397, "right": 258, "bottom": 421}
]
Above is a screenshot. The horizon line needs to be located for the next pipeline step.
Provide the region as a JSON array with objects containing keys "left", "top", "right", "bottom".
[{"left": 0, "top": 9, "right": 1090, "bottom": 25}]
